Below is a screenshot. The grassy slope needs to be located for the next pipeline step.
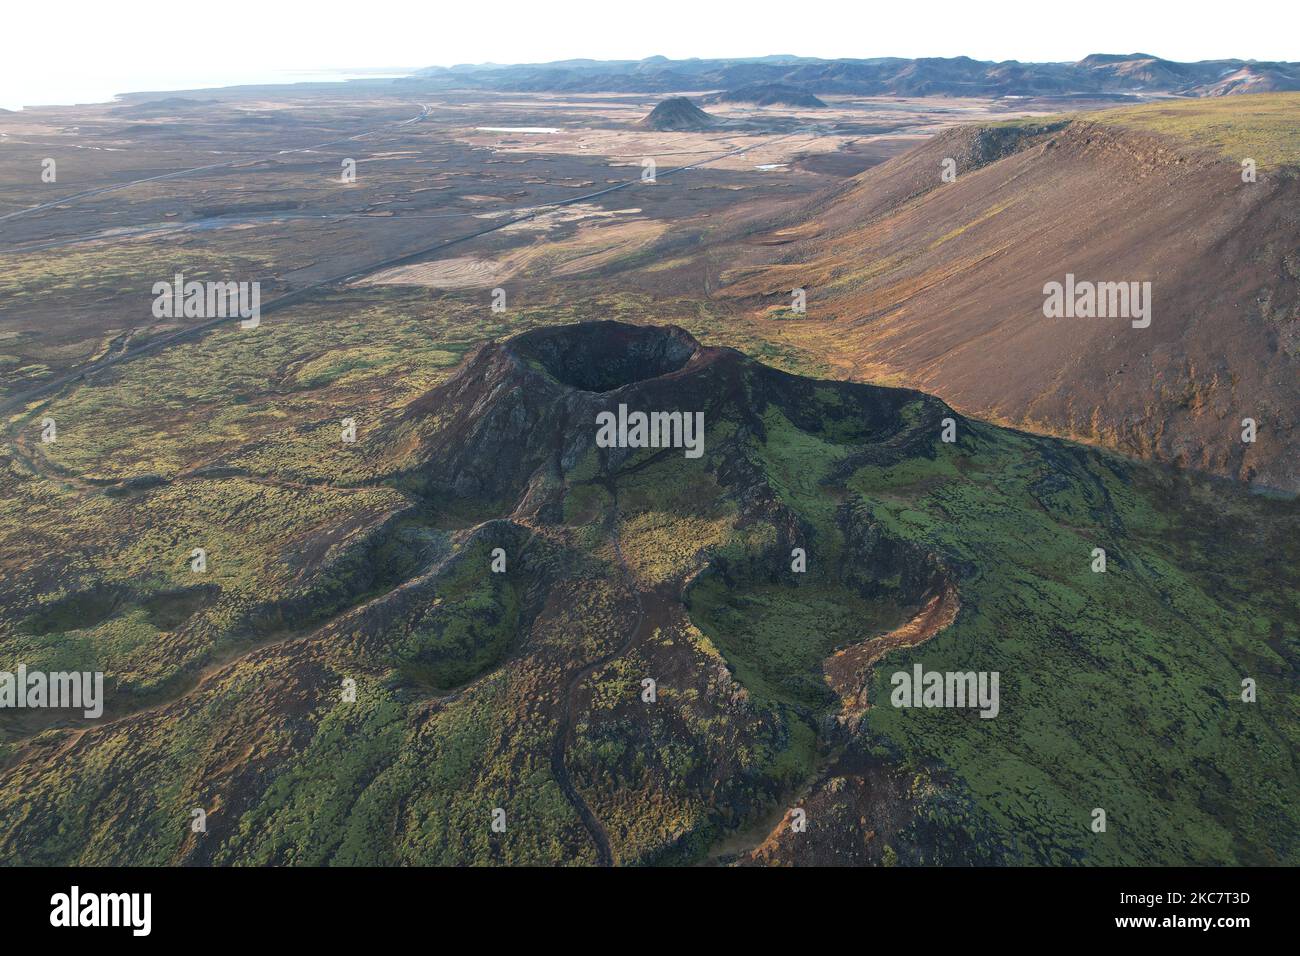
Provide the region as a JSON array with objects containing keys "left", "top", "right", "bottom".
[
  {"left": 1, "top": 287, "right": 1295, "bottom": 865},
  {"left": 987, "top": 94, "right": 1300, "bottom": 168},
  {"left": 1089, "top": 93, "right": 1300, "bottom": 168},
  {"left": 574, "top": 388, "right": 1299, "bottom": 865},
  {"left": 839, "top": 423, "right": 1298, "bottom": 864}
]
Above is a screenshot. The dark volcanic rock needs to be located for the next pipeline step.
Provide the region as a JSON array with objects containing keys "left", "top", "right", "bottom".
[{"left": 396, "top": 320, "right": 955, "bottom": 510}]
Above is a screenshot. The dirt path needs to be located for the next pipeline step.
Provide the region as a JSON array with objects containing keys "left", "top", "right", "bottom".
[
  {"left": 823, "top": 582, "right": 962, "bottom": 720},
  {"left": 0, "top": 128, "right": 812, "bottom": 423},
  {"left": 0, "top": 514, "right": 527, "bottom": 759},
  {"left": 720, "top": 581, "right": 962, "bottom": 864},
  {"left": 547, "top": 473, "right": 654, "bottom": 867},
  {"left": 7, "top": 428, "right": 379, "bottom": 500}
]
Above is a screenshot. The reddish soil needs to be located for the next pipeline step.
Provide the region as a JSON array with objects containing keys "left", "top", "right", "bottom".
[{"left": 718, "top": 121, "right": 1300, "bottom": 491}]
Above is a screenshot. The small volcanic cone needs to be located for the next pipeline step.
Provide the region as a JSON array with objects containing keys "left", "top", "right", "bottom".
[{"left": 638, "top": 97, "right": 720, "bottom": 131}]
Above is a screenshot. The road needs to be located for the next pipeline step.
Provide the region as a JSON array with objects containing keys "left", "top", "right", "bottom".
[
  {"left": 0, "top": 116, "right": 820, "bottom": 862},
  {"left": 0, "top": 130, "right": 798, "bottom": 418}
]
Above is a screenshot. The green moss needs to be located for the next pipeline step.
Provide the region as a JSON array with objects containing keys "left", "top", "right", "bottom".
[
  {"left": 1091, "top": 93, "right": 1300, "bottom": 168},
  {"left": 389, "top": 540, "right": 523, "bottom": 692}
]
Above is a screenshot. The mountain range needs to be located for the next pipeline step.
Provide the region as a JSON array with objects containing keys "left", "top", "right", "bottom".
[{"left": 405, "top": 53, "right": 1300, "bottom": 98}]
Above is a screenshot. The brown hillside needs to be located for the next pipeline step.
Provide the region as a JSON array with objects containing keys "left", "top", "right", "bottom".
[{"left": 717, "top": 109, "right": 1300, "bottom": 491}]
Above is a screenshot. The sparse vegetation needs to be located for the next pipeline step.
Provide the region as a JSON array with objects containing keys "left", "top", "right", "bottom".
[{"left": 0, "top": 78, "right": 1295, "bottom": 871}]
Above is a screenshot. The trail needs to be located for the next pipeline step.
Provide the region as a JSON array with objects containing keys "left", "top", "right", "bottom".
[
  {"left": 718, "top": 581, "right": 962, "bottom": 865},
  {"left": 548, "top": 476, "right": 633, "bottom": 866},
  {"left": 0, "top": 512, "right": 528, "bottom": 757},
  {"left": 0, "top": 130, "right": 806, "bottom": 421},
  {"left": 547, "top": 465, "right": 680, "bottom": 868},
  {"left": 7, "top": 426, "right": 379, "bottom": 497}
]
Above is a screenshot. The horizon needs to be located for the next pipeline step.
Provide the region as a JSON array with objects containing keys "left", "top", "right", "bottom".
[
  {"left": 1, "top": 0, "right": 1297, "bottom": 901},
  {"left": 432, "top": 50, "right": 1290, "bottom": 68},
  {"left": 5, "top": 49, "right": 1295, "bottom": 113},
  {"left": 4, "top": 0, "right": 1297, "bottom": 110}
]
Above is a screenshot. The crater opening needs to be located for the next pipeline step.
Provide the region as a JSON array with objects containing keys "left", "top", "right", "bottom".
[
  {"left": 683, "top": 506, "right": 956, "bottom": 717},
  {"left": 20, "top": 585, "right": 129, "bottom": 635},
  {"left": 514, "top": 321, "right": 698, "bottom": 392},
  {"left": 141, "top": 584, "right": 219, "bottom": 630}
]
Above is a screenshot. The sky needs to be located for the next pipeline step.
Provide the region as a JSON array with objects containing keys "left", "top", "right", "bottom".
[{"left": 3, "top": 0, "right": 1297, "bottom": 109}]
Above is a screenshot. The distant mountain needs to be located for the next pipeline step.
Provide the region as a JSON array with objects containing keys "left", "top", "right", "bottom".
[
  {"left": 406, "top": 53, "right": 1300, "bottom": 98},
  {"left": 638, "top": 96, "right": 719, "bottom": 131},
  {"left": 713, "top": 83, "right": 828, "bottom": 108},
  {"left": 111, "top": 96, "right": 218, "bottom": 116}
]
